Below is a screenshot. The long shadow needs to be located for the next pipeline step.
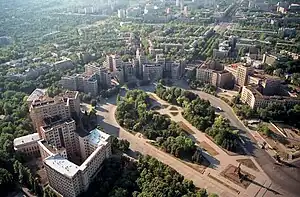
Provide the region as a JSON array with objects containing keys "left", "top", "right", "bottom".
[
  {"left": 96, "top": 106, "right": 108, "bottom": 113},
  {"left": 202, "top": 151, "right": 220, "bottom": 169},
  {"left": 98, "top": 120, "right": 121, "bottom": 137},
  {"left": 280, "top": 161, "right": 299, "bottom": 168},
  {"left": 244, "top": 175, "right": 282, "bottom": 195}
]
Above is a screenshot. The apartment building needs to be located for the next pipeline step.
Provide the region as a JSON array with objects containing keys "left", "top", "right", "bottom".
[
  {"left": 26, "top": 88, "right": 46, "bottom": 107},
  {"left": 38, "top": 140, "right": 68, "bottom": 160},
  {"left": 53, "top": 58, "right": 74, "bottom": 71},
  {"left": 236, "top": 64, "right": 253, "bottom": 86},
  {"left": 62, "top": 91, "right": 80, "bottom": 116},
  {"left": 44, "top": 128, "right": 111, "bottom": 197},
  {"left": 262, "top": 53, "right": 278, "bottom": 66},
  {"left": 241, "top": 85, "right": 300, "bottom": 109},
  {"left": 13, "top": 133, "right": 41, "bottom": 157},
  {"left": 142, "top": 63, "right": 164, "bottom": 81},
  {"left": 30, "top": 96, "right": 71, "bottom": 136},
  {"left": 60, "top": 75, "right": 78, "bottom": 91},
  {"left": 196, "top": 61, "right": 233, "bottom": 88},
  {"left": 40, "top": 118, "right": 78, "bottom": 157}
]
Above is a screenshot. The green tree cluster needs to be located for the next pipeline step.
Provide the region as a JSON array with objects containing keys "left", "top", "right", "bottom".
[
  {"left": 116, "top": 90, "right": 200, "bottom": 161},
  {"left": 81, "top": 155, "right": 218, "bottom": 197},
  {"left": 206, "top": 116, "right": 238, "bottom": 152},
  {"left": 111, "top": 137, "right": 130, "bottom": 153},
  {"left": 156, "top": 85, "right": 215, "bottom": 131}
]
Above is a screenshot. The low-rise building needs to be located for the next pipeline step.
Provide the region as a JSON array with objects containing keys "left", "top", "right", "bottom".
[
  {"left": 54, "top": 58, "right": 74, "bottom": 71},
  {"left": 13, "top": 133, "right": 41, "bottom": 157},
  {"left": 241, "top": 85, "right": 300, "bottom": 109}
]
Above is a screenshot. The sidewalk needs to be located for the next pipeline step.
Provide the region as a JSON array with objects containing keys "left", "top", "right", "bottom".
[{"left": 147, "top": 92, "right": 272, "bottom": 197}]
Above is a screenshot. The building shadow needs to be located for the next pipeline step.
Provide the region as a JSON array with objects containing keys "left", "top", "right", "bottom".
[
  {"left": 98, "top": 121, "right": 120, "bottom": 137},
  {"left": 243, "top": 175, "right": 282, "bottom": 195}
]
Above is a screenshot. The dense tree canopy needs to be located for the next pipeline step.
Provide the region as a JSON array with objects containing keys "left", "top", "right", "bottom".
[
  {"left": 116, "top": 90, "right": 201, "bottom": 161},
  {"left": 81, "top": 155, "right": 218, "bottom": 197}
]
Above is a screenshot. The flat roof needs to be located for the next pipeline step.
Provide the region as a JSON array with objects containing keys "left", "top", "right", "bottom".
[
  {"left": 44, "top": 154, "right": 79, "bottom": 178},
  {"left": 86, "top": 128, "right": 110, "bottom": 146},
  {"left": 27, "top": 88, "right": 47, "bottom": 102},
  {"left": 14, "top": 133, "right": 40, "bottom": 147}
]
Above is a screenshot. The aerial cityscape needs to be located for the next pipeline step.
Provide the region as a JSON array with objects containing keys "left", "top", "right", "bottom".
[{"left": 0, "top": 0, "right": 300, "bottom": 197}]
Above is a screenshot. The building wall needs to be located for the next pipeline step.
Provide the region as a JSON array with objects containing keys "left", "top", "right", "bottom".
[
  {"left": 142, "top": 64, "right": 163, "bottom": 81},
  {"left": 45, "top": 164, "right": 82, "bottom": 197},
  {"left": 42, "top": 120, "right": 77, "bottom": 157},
  {"left": 236, "top": 65, "right": 252, "bottom": 86},
  {"left": 241, "top": 86, "right": 256, "bottom": 109},
  {"left": 196, "top": 68, "right": 213, "bottom": 83},
  {"left": 14, "top": 141, "right": 40, "bottom": 157},
  {"left": 60, "top": 76, "right": 78, "bottom": 91},
  {"left": 30, "top": 99, "right": 70, "bottom": 135}
]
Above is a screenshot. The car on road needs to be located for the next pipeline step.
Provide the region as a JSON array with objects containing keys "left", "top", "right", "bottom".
[{"left": 216, "top": 106, "right": 222, "bottom": 111}]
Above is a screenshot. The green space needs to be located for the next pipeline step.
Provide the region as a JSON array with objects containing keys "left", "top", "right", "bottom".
[
  {"left": 81, "top": 155, "right": 218, "bottom": 197},
  {"left": 155, "top": 85, "right": 239, "bottom": 152},
  {"left": 115, "top": 90, "right": 205, "bottom": 164}
]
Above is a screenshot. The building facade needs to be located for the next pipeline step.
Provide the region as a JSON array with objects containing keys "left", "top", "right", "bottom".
[{"left": 13, "top": 133, "right": 41, "bottom": 157}]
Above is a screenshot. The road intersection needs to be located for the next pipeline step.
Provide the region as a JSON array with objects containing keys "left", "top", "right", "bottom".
[{"left": 85, "top": 82, "right": 300, "bottom": 197}]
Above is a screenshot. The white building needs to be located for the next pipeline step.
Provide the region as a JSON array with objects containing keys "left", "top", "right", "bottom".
[
  {"left": 13, "top": 133, "right": 41, "bottom": 157},
  {"left": 44, "top": 129, "right": 111, "bottom": 197}
]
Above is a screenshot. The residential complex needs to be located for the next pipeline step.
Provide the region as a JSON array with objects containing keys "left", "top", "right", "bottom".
[
  {"left": 241, "top": 85, "right": 300, "bottom": 109},
  {"left": 14, "top": 89, "right": 112, "bottom": 197},
  {"left": 196, "top": 60, "right": 234, "bottom": 89}
]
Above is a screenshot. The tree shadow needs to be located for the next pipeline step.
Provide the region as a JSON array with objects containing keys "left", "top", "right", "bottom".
[{"left": 202, "top": 151, "right": 220, "bottom": 169}]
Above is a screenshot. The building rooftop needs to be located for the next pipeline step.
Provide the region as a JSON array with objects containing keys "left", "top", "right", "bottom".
[
  {"left": 14, "top": 133, "right": 41, "bottom": 147},
  {"left": 44, "top": 154, "right": 79, "bottom": 178},
  {"left": 86, "top": 128, "right": 110, "bottom": 146},
  {"left": 61, "top": 90, "right": 78, "bottom": 99},
  {"left": 40, "top": 140, "right": 66, "bottom": 155},
  {"left": 27, "top": 89, "right": 47, "bottom": 103},
  {"left": 43, "top": 117, "right": 74, "bottom": 130}
]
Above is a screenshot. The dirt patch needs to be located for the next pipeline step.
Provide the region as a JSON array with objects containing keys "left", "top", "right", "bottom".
[
  {"left": 220, "top": 164, "right": 256, "bottom": 189},
  {"left": 236, "top": 159, "right": 259, "bottom": 172},
  {"left": 198, "top": 141, "right": 219, "bottom": 156},
  {"left": 207, "top": 173, "right": 240, "bottom": 194},
  {"left": 183, "top": 160, "right": 208, "bottom": 174},
  {"left": 169, "top": 106, "right": 178, "bottom": 111},
  {"left": 178, "top": 121, "right": 195, "bottom": 135},
  {"left": 162, "top": 104, "right": 169, "bottom": 108},
  {"left": 170, "top": 111, "right": 179, "bottom": 116}
]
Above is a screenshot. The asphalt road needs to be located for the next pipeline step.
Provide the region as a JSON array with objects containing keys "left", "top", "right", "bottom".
[{"left": 175, "top": 81, "right": 300, "bottom": 197}]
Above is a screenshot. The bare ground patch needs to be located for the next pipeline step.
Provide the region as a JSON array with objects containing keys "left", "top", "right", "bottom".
[
  {"left": 198, "top": 141, "right": 219, "bottom": 156},
  {"left": 236, "top": 159, "right": 259, "bottom": 172},
  {"left": 178, "top": 121, "right": 195, "bottom": 135},
  {"left": 169, "top": 106, "right": 178, "bottom": 111},
  {"left": 170, "top": 111, "right": 179, "bottom": 116},
  {"left": 220, "top": 164, "right": 256, "bottom": 189}
]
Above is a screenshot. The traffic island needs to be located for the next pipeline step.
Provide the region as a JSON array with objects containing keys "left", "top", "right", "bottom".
[{"left": 220, "top": 164, "right": 256, "bottom": 189}]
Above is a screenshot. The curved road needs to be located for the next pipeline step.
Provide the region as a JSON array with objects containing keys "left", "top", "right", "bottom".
[{"left": 175, "top": 81, "right": 300, "bottom": 197}]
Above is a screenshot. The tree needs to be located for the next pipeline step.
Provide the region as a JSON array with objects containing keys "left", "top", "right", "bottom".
[
  {"left": 257, "top": 123, "right": 271, "bottom": 136},
  {"left": 91, "top": 99, "right": 97, "bottom": 107}
]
